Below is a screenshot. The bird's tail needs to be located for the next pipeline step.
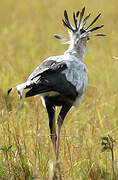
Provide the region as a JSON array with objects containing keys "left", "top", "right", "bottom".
[{"left": 8, "top": 81, "right": 31, "bottom": 99}]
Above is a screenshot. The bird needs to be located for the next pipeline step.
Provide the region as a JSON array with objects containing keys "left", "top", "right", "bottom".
[{"left": 8, "top": 7, "right": 105, "bottom": 178}]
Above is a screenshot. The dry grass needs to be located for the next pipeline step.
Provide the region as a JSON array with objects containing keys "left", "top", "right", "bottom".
[{"left": 0, "top": 0, "right": 118, "bottom": 179}]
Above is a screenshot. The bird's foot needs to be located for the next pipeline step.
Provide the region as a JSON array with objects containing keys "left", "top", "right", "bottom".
[{"left": 54, "top": 160, "right": 62, "bottom": 180}]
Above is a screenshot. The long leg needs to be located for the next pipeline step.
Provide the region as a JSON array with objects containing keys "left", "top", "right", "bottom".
[
  {"left": 56, "top": 103, "right": 72, "bottom": 162},
  {"left": 46, "top": 103, "right": 57, "bottom": 155},
  {"left": 54, "top": 103, "right": 72, "bottom": 180}
]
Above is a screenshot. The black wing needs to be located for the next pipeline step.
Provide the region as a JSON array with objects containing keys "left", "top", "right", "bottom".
[{"left": 25, "top": 60, "right": 78, "bottom": 101}]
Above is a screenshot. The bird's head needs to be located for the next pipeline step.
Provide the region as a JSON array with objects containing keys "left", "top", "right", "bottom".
[{"left": 54, "top": 7, "right": 105, "bottom": 53}]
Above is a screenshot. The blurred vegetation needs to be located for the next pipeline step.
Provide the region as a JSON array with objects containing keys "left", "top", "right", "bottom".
[{"left": 0, "top": 0, "right": 118, "bottom": 179}]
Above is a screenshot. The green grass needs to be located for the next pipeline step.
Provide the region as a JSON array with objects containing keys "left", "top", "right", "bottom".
[{"left": 0, "top": 0, "right": 118, "bottom": 179}]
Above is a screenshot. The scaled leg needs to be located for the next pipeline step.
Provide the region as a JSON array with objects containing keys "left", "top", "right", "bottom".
[{"left": 46, "top": 103, "right": 57, "bottom": 155}]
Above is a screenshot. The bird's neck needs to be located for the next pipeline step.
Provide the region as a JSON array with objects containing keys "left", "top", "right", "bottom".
[{"left": 65, "top": 43, "right": 86, "bottom": 61}]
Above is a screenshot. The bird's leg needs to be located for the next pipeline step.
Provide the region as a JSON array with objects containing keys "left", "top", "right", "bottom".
[
  {"left": 55, "top": 103, "right": 72, "bottom": 179},
  {"left": 55, "top": 121, "right": 61, "bottom": 165},
  {"left": 55, "top": 121, "right": 62, "bottom": 180},
  {"left": 56, "top": 103, "right": 72, "bottom": 163},
  {"left": 46, "top": 104, "right": 57, "bottom": 155}
]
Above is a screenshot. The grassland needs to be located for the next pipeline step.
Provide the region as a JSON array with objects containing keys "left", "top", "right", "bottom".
[{"left": 0, "top": 0, "right": 118, "bottom": 179}]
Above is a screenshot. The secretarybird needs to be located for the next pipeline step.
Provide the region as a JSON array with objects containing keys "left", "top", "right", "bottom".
[{"left": 8, "top": 7, "right": 105, "bottom": 176}]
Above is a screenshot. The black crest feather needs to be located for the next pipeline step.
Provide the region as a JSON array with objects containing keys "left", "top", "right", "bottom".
[
  {"left": 62, "top": 7, "right": 105, "bottom": 36},
  {"left": 86, "top": 13, "right": 101, "bottom": 30},
  {"left": 78, "top": 7, "right": 85, "bottom": 27}
]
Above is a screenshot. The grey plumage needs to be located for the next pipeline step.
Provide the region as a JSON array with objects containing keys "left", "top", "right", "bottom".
[
  {"left": 8, "top": 6, "right": 105, "bottom": 107},
  {"left": 8, "top": 6, "right": 106, "bottom": 117},
  {"left": 8, "top": 7, "right": 105, "bottom": 176}
]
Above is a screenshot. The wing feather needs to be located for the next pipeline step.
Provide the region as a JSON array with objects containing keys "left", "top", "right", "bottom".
[
  {"left": 25, "top": 59, "right": 77, "bottom": 100},
  {"left": 26, "top": 68, "right": 78, "bottom": 100},
  {"left": 28, "top": 60, "right": 67, "bottom": 81}
]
